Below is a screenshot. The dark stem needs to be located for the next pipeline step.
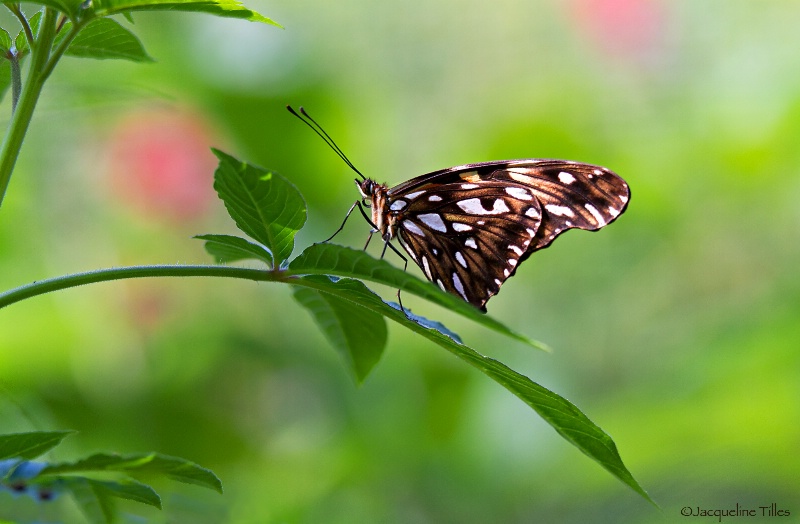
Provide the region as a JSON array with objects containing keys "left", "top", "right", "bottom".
[{"left": 9, "top": 53, "right": 21, "bottom": 113}]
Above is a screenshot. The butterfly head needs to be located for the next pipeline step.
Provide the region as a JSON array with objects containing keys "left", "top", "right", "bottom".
[
  {"left": 355, "top": 178, "right": 375, "bottom": 201},
  {"left": 356, "top": 178, "right": 392, "bottom": 238}
]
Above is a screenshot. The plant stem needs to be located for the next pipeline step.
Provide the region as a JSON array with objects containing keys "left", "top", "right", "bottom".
[
  {"left": 9, "top": 54, "right": 21, "bottom": 113},
  {"left": 0, "top": 265, "right": 289, "bottom": 309},
  {"left": 0, "top": 8, "right": 58, "bottom": 209}
]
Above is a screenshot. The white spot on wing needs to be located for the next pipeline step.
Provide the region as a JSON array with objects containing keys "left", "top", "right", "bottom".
[
  {"left": 509, "top": 245, "right": 523, "bottom": 256},
  {"left": 457, "top": 198, "right": 510, "bottom": 215},
  {"left": 509, "top": 172, "right": 535, "bottom": 184},
  {"left": 422, "top": 256, "right": 432, "bottom": 280},
  {"left": 593, "top": 169, "right": 603, "bottom": 175},
  {"left": 465, "top": 237, "right": 478, "bottom": 249},
  {"left": 428, "top": 194, "right": 442, "bottom": 202},
  {"left": 545, "top": 204, "right": 575, "bottom": 217},
  {"left": 558, "top": 171, "right": 576, "bottom": 184},
  {"left": 508, "top": 259, "right": 517, "bottom": 267},
  {"left": 452, "top": 223, "right": 472, "bottom": 232},
  {"left": 399, "top": 238, "right": 417, "bottom": 262},
  {"left": 455, "top": 251, "right": 467, "bottom": 268},
  {"left": 505, "top": 187, "right": 533, "bottom": 201},
  {"left": 525, "top": 208, "right": 540, "bottom": 218},
  {"left": 503, "top": 268, "right": 510, "bottom": 277},
  {"left": 437, "top": 279, "right": 446, "bottom": 291},
  {"left": 526, "top": 228, "right": 535, "bottom": 236},
  {"left": 452, "top": 273, "right": 468, "bottom": 301},
  {"left": 418, "top": 213, "right": 447, "bottom": 232},
  {"left": 584, "top": 204, "right": 606, "bottom": 226},
  {"left": 461, "top": 183, "right": 479, "bottom": 189},
  {"left": 390, "top": 200, "right": 407, "bottom": 211},
  {"left": 619, "top": 194, "right": 629, "bottom": 204},
  {"left": 405, "top": 190, "right": 425, "bottom": 200},
  {"left": 404, "top": 220, "right": 425, "bottom": 237},
  {"left": 494, "top": 278, "right": 502, "bottom": 286}
]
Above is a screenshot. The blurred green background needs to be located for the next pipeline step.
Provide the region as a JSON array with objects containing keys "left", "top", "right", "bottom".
[{"left": 1, "top": 0, "right": 799, "bottom": 522}]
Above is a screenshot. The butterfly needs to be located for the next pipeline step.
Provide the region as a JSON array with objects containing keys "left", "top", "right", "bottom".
[{"left": 288, "top": 106, "right": 630, "bottom": 311}]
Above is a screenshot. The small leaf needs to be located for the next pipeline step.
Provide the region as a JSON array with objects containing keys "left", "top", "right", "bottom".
[
  {"left": 290, "top": 276, "right": 654, "bottom": 504},
  {"left": 64, "top": 477, "right": 160, "bottom": 523},
  {"left": 293, "top": 276, "right": 387, "bottom": 383},
  {"left": 63, "top": 18, "right": 153, "bottom": 62},
  {"left": 42, "top": 452, "right": 223, "bottom": 493},
  {"left": 288, "top": 243, "right": 549, "bottom": 351},
  {"left": 0, "top": 431, "right": 75, "bottom": 461},
  {"left": 63, "top": 478, "right": 115, "bottom": 524},
  {"left": 211, "top": 149, "right": 307, "bottom": 266},
  {"left": 90, "top": 0, "right": 281, "bottom": 26},
  {"left": 0, "top": 29, "right": 12, "bottom": 55},
  {"left": 15, "top": 10, "right": 42, "bottom": 56},
  {"left": 195, "top": 234, "right": 273, "bottom": 266},
  {"left": 89, "top": 478, "right": 161, "bottom": 508}
]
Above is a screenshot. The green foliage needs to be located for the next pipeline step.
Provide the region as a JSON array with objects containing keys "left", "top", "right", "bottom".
[
  {"left": 210, "top": 149, "right": 307, "bottom": 268},
  {"left": 195, "top": 233, "right": 274, "bottom": 265},
  {"left": 14, "top": 10, "right": 42, "bottom": 55},
  {"left": 293, "top": 276, "right": 388, "bottom": 383},
  {"left": 290, "top": 243, "right": 550, "bottom": 351},
  {"left": 0, "top": 432, "right": 221, "bottom": 523},
  {"left": 62, "top": 18, "right": 153, "bottom": 61},
  {"left": 0, "top": 28, "right": 11, "bottom": 54},
  {"left": 0, "top": 430, "right": 74, "bottom": 460},
  {"left": 90, "top": 0, "right": 281, "bottom": 25},
  {"left": 0, "top": 0, "right": 280, "bottom": 25}
]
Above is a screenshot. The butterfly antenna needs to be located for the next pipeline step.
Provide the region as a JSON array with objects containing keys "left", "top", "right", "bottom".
[{"left": 287, "top": 105, "right": 366, "bottom": 180}]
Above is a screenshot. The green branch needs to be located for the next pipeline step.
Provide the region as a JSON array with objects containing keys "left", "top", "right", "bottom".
[
  {"left": 0, "top": 8, "right": 59, "bottom": 209},
  {"left": 0, "top": 265, "right": 287, "bottom": 309}
]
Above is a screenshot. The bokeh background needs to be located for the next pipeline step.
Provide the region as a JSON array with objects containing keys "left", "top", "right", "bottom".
[{"left": 1, "top": 0, "right": 799, "bottom": 522}]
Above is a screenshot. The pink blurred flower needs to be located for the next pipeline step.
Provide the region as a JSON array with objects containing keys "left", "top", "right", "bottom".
[
  {"left": 107, "top": 109, "right": 218, "bottom": 223},
  {"left": 570, "top": 0, "right": 667, "bottom": 61}
]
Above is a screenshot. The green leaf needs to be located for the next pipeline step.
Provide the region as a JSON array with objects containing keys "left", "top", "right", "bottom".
[
  {"left": 66, "top": 477, "right": 116, "bottom": 524},
  {"left": 90, "top": 0, "right": 281, "bottom": 26},
  {"left": 212, "top": 149, "right": 307, "bottom": 267},
  {"left": 62, "top": 18, "right": 152, "bottom": 61},
  {"left": 43, "top": 452, "right": 223, "bottom": 493},
  {"left": 0, "top": 28, "right": 12, "bottom": 54},
  {"left": 288, "top": 243, "right": 550, "bottom": 351},
  {"left": 2, "top": 0, "right": 279, "bottom": 25},
  {"left": 64, "top": 477, "right": 160, "bottom": 523},
  {"left": 195, "top": 233, "right": 273, "bottom": 266},
  {"left": 0, "top": 431, "right": 74, "bottom": 460},
  {"left": 291, "top": 275, "right": 654, "bottom": 504},
  {"left": 15, "top": 10, "right": 42, "bottom": 56},
  {"left": 293, "top": 276, "right": 387, "bottom": 384}
]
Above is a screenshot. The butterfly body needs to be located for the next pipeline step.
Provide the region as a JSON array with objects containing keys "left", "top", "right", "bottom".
[{"left": 357, "top": 160, "right": 630, "bottom": 311}]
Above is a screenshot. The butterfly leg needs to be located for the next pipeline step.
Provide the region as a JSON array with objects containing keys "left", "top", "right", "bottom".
[
  {"left": 379, "top": 239, "right": 411, "bottom": 317},
  {"left": 320, "top": 200, "right": 376, "bottom": 244},
  {"left": 318, "top": 201, "right": 358, "bottom": 243},
  {"left": 363, "top": 230, "right": 377, "bottom": 250}
]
